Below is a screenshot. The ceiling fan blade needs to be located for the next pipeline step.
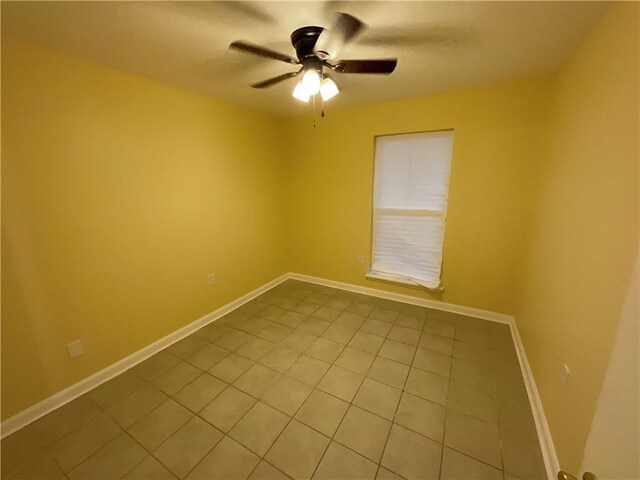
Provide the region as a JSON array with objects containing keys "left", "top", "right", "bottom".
[
  {"left": 250, "top": 71, "right": 300, "bottom": 89},
  {"left": 314, "top": 12, "right": 366, "bottom": 59},
  {"left": 335, "top": 59, "right": 397, "bottom": 74},
  {"left": 229, "top": 41, "right": 298, "bottom": 65}
]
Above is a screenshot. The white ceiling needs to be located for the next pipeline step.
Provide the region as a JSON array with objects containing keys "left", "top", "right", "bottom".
[{"left": 3, "top": 1, "right": 608, "bottom": 116}]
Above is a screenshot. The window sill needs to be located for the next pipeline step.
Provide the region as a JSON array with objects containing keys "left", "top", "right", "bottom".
[{"left": 366, "top": 271, "right": 444, "bottom": 293}]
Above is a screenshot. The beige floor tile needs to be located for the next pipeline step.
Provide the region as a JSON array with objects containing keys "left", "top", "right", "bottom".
[
  {"left": 173, "top": 373, "right": 227, "bottom": 413},
  {"left": 313, "top": 442, "right": 377, "bottom": 480},
  {"left": 500, "top": 427, "right": 547, "bottom": 480},
  {"left": 376, "top": 467, "right": 404, "bottom": 480},
  {"left": 256, "top": 305, "right": 287, "bottom": 322},
  {"left": 444, "top": 409, "right": 501, "bottom": 468},
  {"left": 219, "top": 310, "right": 251, "bottom": 326},
  {"left": 376, "top": 299, "right": 403, "bottom": 311},
  {"left": 262, "top": 375, "right": 313, "bottom": 415},
  {"left": 186, "top": 344, "right": 230, "bottom": 371},
  {"left": 335, "top": 311, "right": 367, "bottom": 329},
  {"left": 316, "top": 365, "right": 364, "bottom": 402},
  {"left": 326, "top": 297, "right": 353, "bottom": 311},
  {"left": 229, "top": 402, "right": 289, "bottom": 456},
  {"left": 306, "top": 337, "right": 345, "bottom": 363},
  {"left": 249, "top": 461, "right": 291, "bottom": 480},
  {"left": 108, "top": 383, "right": 168, "bottom": 429},
  {"left": 293, "top": 301, "right": 321, "bottom": 316},
  {"left": 347, "top": 303, "right": 375, "bottom": 318},
  {"left": 429, "top": 310, "right": 457, "bottom": 324},
  {"left": 394, "top": 392, "right": 446, "bottom": 442},
  {"left": 167, "top": 335, "right": 210, "bottom": 360},
  {"left": 370, "top": 307, "right": 398, "bottom": 323},
  {"left": 456, "top": 324, "right": 490, "bottom": 346},
  {"left": 88, "top": 370, "right": 147, "bottom": 410},
  {"left": 335, "top": 347, "right": 375, "bottom": 375},
  {"left": 440, "top": 447, "right": 502, "bottom": 480},
  {"left": 306, "top": 292, "right": 332, "bottom": 305},
  {"left": 240, "top": 300, "right": 269, "bottom": 314},
  {"left": 322, "top": 324, "right": 357, "bottom": 344},
  {"left": 208, "top": 353, "right": 254, "bottom": 383},
  {"left": 199, "top": 386, "right": 256, "bottom": 433},
  {"left": 313, "top": 305, "right": 342, "bottom": 322},
  {"left": 259, "top": 346, "right": 301, "bottom": 373},
  {"left": 412, "top": 348, "right": 452, "bottom": 377},
  {"left": 4, "top": 450, "right": 65, "bottom": 480},
  {"left": 381, "top": 424, "right": 442, "bottom": 480},
  {"left": 237, "top": 316, "right": 272, "bottom": 335},
  {"left": 50, "top": 413, "right": 122, "bottom": 472},
  {"left": 299, "top": 317, "right": 332, "bottom": 336},
  {"left": 154, "top": 416, "right": 223, "bottom": 478},
  {"left": 448, "top": 381, "right": 497, "bottom": 424},
  {"left": 366, "top": 357, "right": 409, "bottom": 389},
  {"left": 187, "top": 436, "right": 259, "bottom": 480},
  {"left": 294, "top": 389, "right": 349, "bottom": 437},
  {"left": 348, "top": 331, "right": 385, "bottom": 354},
  {"left": 134, "top": 352, "right": 182, "bottom": 381},
  {"left": 418, "top": 332, "right": 454, "bottom": 356},
  {"left": 196, "top": 323, "right": 231, "bottom": 343},
  {"left": 453, "top": 340, "right": 494, "bottom": 366},
  {"left": 270, "top": 296, "right": 300, "bottom": 311},
  {"left": 128, "top": 399, "right": 192, "bottom": 451},
  {"left": 265, "top": 420, "right": 330, "bottom": 480},
  {"left": 280, "top": 331, "right": 318, "bottom": 352},
  {"left": 450, "top": 357, "right": 495, "bottom": 393},
  {"left": 424, "top": 319, "right": 455, "bottom": 339},
  {"left": 31, "top": 396, "right": 102, "bottom": 445},
  {"left": 387, "top": 326, "right": 421, "bottom": 346},
  {"left": 395, "top": 313, "right": 426, "bottom": 331},
  {"left": 1, "top": 425, "right": 44, "bottom": 476},
  {"left": 67, "top": 433, "right": 146, "bottom": 479},
  {"left": 152, "top": 362, "right": 201, "bottom": 396},
  {"left": 275, "top": 311, "right": 308, "bottom": 328},
  {"left": 214, "top": 329, "right": 253, "bottom": 351},
  {"left": 234, "top": 363, "right": 282, "bottom": 398},
  {"left": 352, "top": 378, "right": 401, "bottom": 421},
  {"left": 285, "top": 355, "right": 331, "bottom": 386},
  {"left": 334, "top": 406, "right": 391, "bottom": 462},
  {"left": 360, "top": 318, "right": 393, "bottom": 337},
  {"left": 378, "top": 339, "right": 416, "bottom": 365},
  {"left": 404, "top": 368, "right": 449, "bottom": 405},
  {"left": 123, "top": 456, "right": 176, "bottom": 479},
  {"left": 258, "top": 323, "right": 294, "bottom": 343}
]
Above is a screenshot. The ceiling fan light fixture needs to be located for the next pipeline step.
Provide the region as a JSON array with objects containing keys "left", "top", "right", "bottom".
[
  {"left": 301, "top": 69, "right": 321, "bottom": 95},
  {"left": 320, "top": 77, "right": 339, "bottom": 101},
  {"left": 292, "top": 81, "right": 310, "bottom": 102}
]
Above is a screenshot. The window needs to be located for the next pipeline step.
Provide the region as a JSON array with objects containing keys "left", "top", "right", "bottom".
[{"left": 369, "top": 130, "right": 454, "bottom": 290}]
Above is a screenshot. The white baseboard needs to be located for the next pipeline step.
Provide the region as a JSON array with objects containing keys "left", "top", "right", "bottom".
[
  {"left": 510, "top": 318, "right": 560, "bottom": 478},
  {"left": 289, "top": 272, "right": 514, "bottom": 324},
  {"left": 0, "top": 273, "right": 289, "bottom": 438},
  {"left": 2, "top": 270, "right": 560, "bottom": 480},
  {"left": 289, "top": 272, "right": 559, "bottom": 478}
]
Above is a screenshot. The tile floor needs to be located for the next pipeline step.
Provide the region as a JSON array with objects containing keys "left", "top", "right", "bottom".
[{"left": 1, "top": 280, "right": 547, "bottom": 480}]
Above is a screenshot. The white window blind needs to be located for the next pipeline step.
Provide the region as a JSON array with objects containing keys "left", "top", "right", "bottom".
[{"left": 370, "top": 130, "right": 454, "bottom": 289}]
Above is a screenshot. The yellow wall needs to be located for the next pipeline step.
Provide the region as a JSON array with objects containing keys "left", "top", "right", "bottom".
[
  {"left": 1, "top": 39, "right": 288, "bottom": 419},
  {"left": 284, "top": 79, "right": 551, "bottom": 315},
  {"left": 514, "top": 3, "right": 639, "bottom": 472}
]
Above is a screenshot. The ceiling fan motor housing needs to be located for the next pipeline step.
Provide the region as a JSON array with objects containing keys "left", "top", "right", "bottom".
[{"left": 291, "top": 26, "right": 324, "bottom": 61}]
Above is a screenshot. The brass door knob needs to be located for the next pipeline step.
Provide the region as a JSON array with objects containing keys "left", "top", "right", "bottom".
[{"left": 558, "top": 471, "right": 597, "bottom": 480}]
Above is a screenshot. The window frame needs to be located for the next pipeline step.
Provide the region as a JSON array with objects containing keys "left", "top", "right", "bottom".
[{"left": 366, "top": 129, "right": 454, "bottom": 292}]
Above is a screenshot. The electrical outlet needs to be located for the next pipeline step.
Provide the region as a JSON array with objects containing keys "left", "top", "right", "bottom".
[
  {"left": 67, "top": 340, "right": 84, "bottom": 359},
  {"left": 208, "top": 273, "right": 216, "bottom": 285},
  {"left": 357, "top": 254, "right": 364, "bottom": 264},
  {"left": 561, "top": 363, "right": 570, "bottom": 389}
]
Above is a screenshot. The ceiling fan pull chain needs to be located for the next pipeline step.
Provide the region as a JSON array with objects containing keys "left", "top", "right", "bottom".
[
  {"left": 321, "top": 95, "right": 326, "bottom": 118},
  {"left": 313, "top": 95, "right": 317, "bottom": 128}
]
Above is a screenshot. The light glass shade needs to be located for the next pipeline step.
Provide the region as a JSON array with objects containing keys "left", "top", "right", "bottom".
[
  {"left": 292, "top": 81, "right": 310, "bottom": 102},
  {"left": 301, "top": 69, "right": 321, "bottom": 95},
  {"left": 320, "top": 77, "right": 339, "bottom": 101}
]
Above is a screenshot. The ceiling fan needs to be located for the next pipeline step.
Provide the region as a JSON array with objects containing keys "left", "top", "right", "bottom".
[{"left": 229, "top": 13, "right": 397, "bottom": 103}]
